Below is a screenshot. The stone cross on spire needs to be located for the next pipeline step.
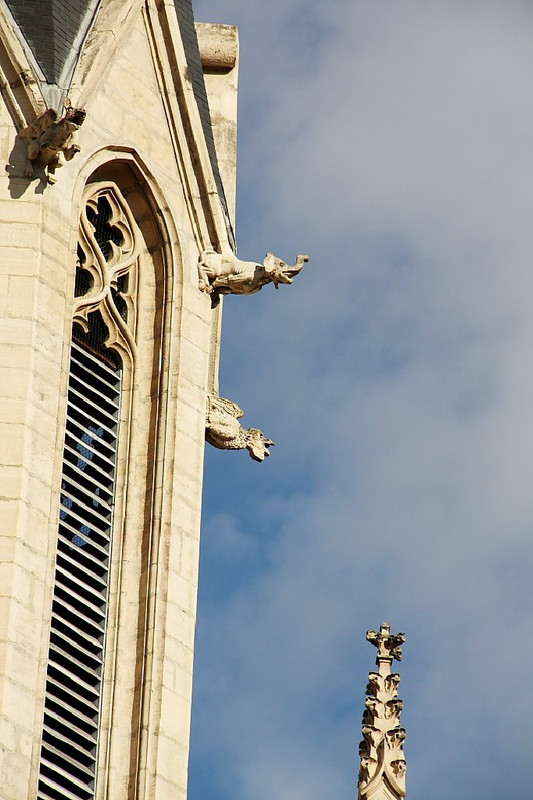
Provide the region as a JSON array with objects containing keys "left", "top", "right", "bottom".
[
  {"left": 357, "top": 623, "right": 407, "bottom": 800},
  {"left": 366, "top": 622, "right": 405, "bottom": 667}
]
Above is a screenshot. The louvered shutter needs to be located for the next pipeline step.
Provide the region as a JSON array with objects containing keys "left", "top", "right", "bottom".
[{"left": 37, "top": 340, "right": 121, "bottom": 800}]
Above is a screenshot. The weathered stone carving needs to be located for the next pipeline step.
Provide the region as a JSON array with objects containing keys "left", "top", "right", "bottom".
[
  {"left": 197, "top": 22, "right": 238, "bottom": 70},
  {"left": 358, "top": 623, "right": 406, "bottom": 800},
  {"left": 18, "top": 103, "right": 86, "bottom": 182},
  {"left": 198, "top": 249, "right": 309, "bottom": 299},
  {"left": 366, "top": 627, "right": 405, "bottom": 662},
  {"left": 205, "top": 395, "right": 274, "bottom": 461}
]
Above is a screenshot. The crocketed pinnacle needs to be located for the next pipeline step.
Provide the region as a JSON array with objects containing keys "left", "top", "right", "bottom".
[{"left": 357, "top": 623, "right": 407, "bottom": 800}]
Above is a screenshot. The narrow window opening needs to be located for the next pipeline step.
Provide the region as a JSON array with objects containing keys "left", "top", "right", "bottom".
[
  {"left": 38, "top": 183, "right": 138, "bottom": 800},
  {"left": 37, "top": 330, "right": 122, "bottom": 800}
]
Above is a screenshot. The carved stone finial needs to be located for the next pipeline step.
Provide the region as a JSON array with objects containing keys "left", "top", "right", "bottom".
[
  {"left": 18, "top": 101, "right": 86, "bottom": 183},
  {"left": 198, "top": 249, "right": 308, "bottom": 302},
  {"left": 366, "top": 622, "right": 406, "bottom": 664},
  {"left": 358, "top": 623, "right": 406, "bottom": 800},
  {"left": 205, "top": 394, "right": 274, "bottom": 461}
]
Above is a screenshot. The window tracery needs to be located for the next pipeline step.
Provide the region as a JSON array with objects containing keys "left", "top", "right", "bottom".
[
  {"left": 37, "top": 181, "right": 138, "bottom": 800},
  {"left": 74, "top": 181, "right": 139, "bottom": 361}
]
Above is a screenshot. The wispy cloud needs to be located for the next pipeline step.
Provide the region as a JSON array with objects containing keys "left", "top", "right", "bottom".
[{"left": 190, "top": 2, "right": 533, "bottom": 798}]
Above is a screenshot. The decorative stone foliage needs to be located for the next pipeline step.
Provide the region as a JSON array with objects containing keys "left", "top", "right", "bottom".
[{"left": 358, "top": 623, "right": 407, "bottom": 800}]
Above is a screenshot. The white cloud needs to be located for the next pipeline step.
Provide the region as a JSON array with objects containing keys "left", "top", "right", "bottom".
[{"left": 190, "top": 2, "right": 533, "bottom": 799}]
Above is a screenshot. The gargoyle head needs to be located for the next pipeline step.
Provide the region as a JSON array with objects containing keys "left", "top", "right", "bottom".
[
  {"left": 245, "top": 428, "right": 275, "bottom": 461},
  {"left": 262, "top": 252, "right": 308, "bottom": 288},
  {"left": 64, "top": 107, "right": 86, "bottom": 128}
]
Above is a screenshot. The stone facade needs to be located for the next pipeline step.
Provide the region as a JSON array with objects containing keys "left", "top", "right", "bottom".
[{"left": 0, "top": 1, "right": 239, "bottom": 798}]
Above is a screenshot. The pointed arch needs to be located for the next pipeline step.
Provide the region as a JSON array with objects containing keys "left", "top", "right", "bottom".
[{"left": 35, "top": 149, "right": 188, "bottom": 798}]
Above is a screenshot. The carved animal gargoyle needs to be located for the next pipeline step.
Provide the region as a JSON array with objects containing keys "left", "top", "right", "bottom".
[
  {"left": 18, "top": 103, "right": 86, "bottom": 183},
  {"left": 198, "top": 249, "right": 309, "bottom": 300},
  {"left": 205, "top": 394, "right": 274, "bottom": 462}
]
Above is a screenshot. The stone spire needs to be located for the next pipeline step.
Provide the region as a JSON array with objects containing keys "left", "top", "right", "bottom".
[{"left": 357, "top": 623, "right": 407, "bottom": 800}]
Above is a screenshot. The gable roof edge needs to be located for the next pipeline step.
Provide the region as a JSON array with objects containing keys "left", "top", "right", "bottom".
[{"left": 0, "top": 1, "right": 47, "bottom": 129}]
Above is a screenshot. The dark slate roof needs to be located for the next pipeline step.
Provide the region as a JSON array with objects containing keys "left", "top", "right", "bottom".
[
  {"left": 4, "top": 0, "right": 96, "bottom": 84},
  {"left": 173, "top": 0, "right": 234, "bottom": 247}
]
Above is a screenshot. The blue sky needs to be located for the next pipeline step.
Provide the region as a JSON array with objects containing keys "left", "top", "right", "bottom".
[{"left": 189, "top": 2, "right": 533, "bottom": 798}]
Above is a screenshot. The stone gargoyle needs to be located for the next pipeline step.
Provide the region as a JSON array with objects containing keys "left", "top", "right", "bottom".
[
  {"left": 198, "top": 249, "right": 309, "bottom": 300},
  {"left": 205, "top": 394, "right": 274, "bottom": 462},
  {"left": 18, "top": 103, "right": 86, "bottom": 183}
]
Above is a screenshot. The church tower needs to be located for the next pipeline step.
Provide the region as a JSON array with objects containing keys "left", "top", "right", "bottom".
[{"left": 0, "top": 2, "right": 242, "bottom": 798}]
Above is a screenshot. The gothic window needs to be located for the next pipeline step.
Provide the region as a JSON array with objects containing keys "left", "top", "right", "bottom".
[{"left": 37, "top": 183, "right": 138, "bottom": 800}]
